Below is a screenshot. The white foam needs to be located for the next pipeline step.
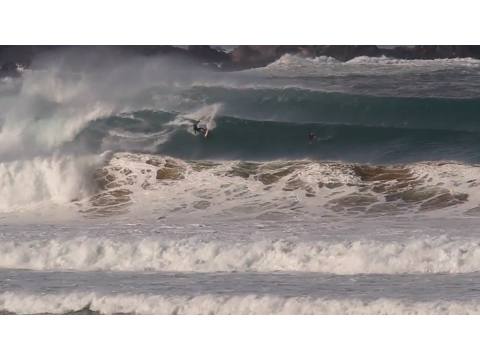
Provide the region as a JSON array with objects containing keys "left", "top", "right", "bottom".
[
  {"left": 0, "top": 154, "right": 103, "bottom": 212},
  {"left": 2, "top": 231, "right": 480, "bottom": 274},
  {"left": 89, "top": 153, "right": 480, "bottom": 220},
  {"left": 86, "top": 153, "right": 362, "bottom": 220},
  {"left": 346, "top": 55, "right": 480, "bottom": 66},
  {"left": 409, "top": 162, "right": 480, "bottom": 214},
  {"left": 270, "top": 54, "right": 480, "bottom": 68},
  {"left": 250, "top": 54, "right": 480, "bottom": 78},
  {"left": 2, "top": 292, "right": 479, "bottom": 314},
  {"left": 169, "top": 103, "right": 222, "bottom": 135}
]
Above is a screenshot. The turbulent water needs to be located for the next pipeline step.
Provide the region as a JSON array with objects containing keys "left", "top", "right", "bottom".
[{"left": 2, "top": 50, "right": 480, "bottom": 314}]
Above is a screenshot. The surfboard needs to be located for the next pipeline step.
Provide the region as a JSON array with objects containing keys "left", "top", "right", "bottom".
[{"left": 204, "top": 129, "right": 209, "bottom": 138}]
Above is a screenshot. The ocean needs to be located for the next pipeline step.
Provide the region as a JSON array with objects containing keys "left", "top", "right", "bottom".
[{"left": 1, "top": 51, "right": 480, "bottom": 314}]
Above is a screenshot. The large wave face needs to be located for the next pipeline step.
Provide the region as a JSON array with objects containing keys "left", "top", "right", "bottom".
[
  {"left": 1, "top": 49, "right": 480, "bottom": 214},
  {"left": 78, "top": 92, "right": 480, "bottom": 163}
]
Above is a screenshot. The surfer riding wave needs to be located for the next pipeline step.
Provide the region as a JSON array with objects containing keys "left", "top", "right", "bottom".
[{"left": 193, "top": 121, "right": 208, "bottom": 137}]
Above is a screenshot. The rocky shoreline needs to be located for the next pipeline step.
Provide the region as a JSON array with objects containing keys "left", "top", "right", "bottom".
[{"left": 1, "top": 45, "right": 480, "bottom": 77}]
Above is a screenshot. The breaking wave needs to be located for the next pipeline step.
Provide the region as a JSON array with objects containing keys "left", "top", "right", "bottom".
[
  {"left": 71, "top": 152, "right": 480, "bottom": 219},
  {"left": 2, "top": 292, "right": 480, "bottom": 314},
  {"left": 0, "top": 153, "right": 105, "bottom": 212},
  {"left": 2, "top": 229, "right": 480, "bottom": 273},
  {"left": 257, "top": 54, "right": 480, "bottom": 76}
]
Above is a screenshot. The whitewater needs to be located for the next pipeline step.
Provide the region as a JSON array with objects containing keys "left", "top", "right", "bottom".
[{"left": 2, "top": 48, "right": 480, "bottom": 314}]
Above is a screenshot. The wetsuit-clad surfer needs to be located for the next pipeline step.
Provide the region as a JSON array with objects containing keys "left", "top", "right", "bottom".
[
  {"left": 193, "top": 122, "right": 207, "bottom": 136},
  {"left": 308, "top": 131, "right": 317, "bottom": 144}
]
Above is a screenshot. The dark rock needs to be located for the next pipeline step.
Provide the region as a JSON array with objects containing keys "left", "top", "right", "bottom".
[
  {"left": 313, "top": 45, "right": 381, "bottom": 61},
  {"left": 228, "top": 45, "right": 382, "bottom": 69},
  {"left": 382, "top": 45, "right": 480, "bottom": 60},
  {"left": 3, "top": 45, "right": 480, "bottom": 77},
  {"left": 229, "top": 45, "right": 298, "bottom": 69},
  {"left": 229, "top": 45, "right": 480, "bottom": 69},
  {"left": 0, "top": 45, "right": 229, "bottom": 77},
  {"left": 187, "top": 45, "right": 229, "bottom": 67}
]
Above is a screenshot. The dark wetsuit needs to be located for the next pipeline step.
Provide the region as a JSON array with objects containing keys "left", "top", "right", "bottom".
[
  {"left": 308, "top": 132, "right": 317, "bottom": 144},
  {"left": 193, "top": 123, "right": 206, "bottom": 135}
]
